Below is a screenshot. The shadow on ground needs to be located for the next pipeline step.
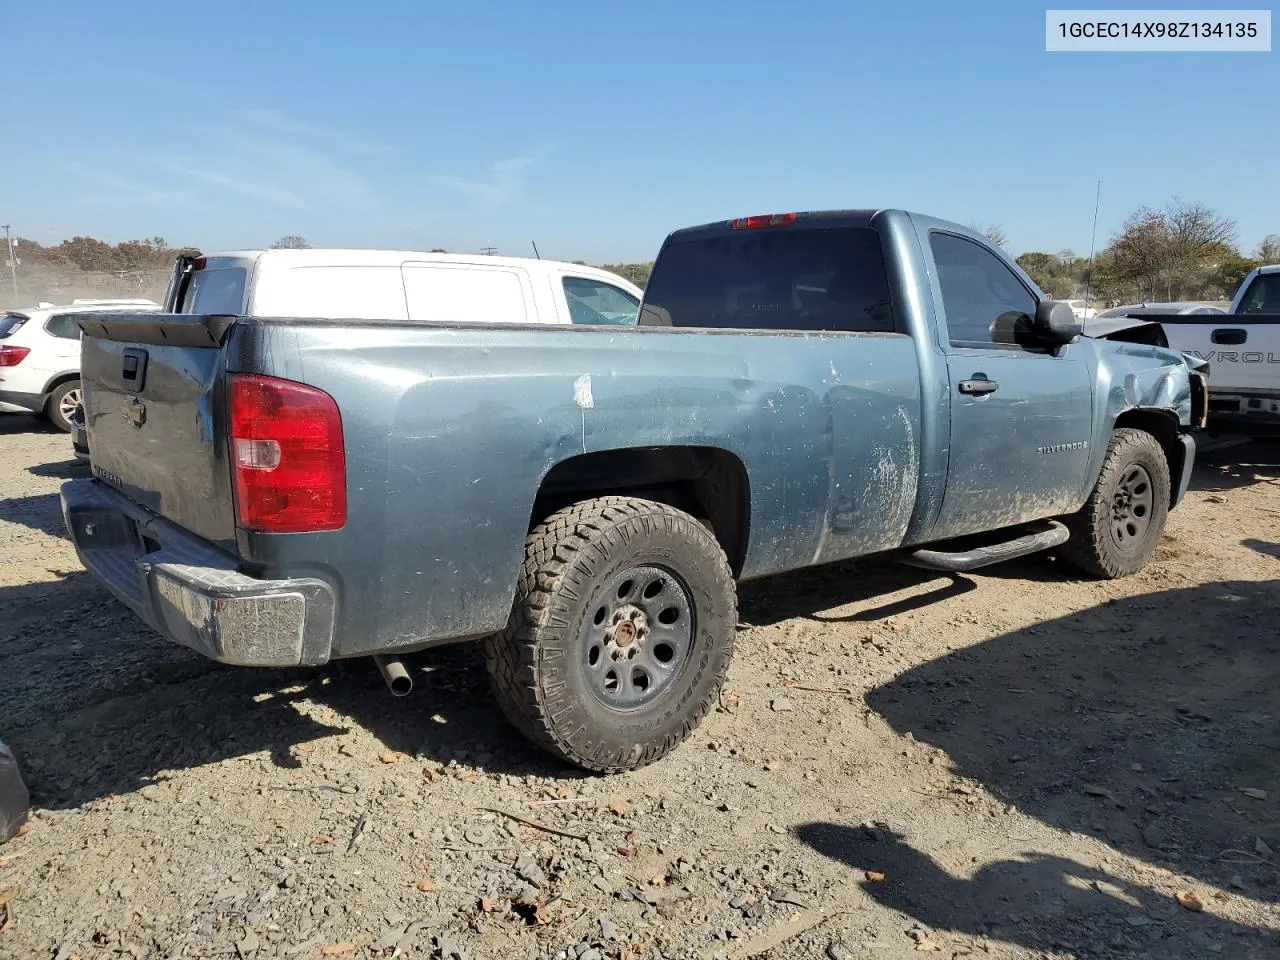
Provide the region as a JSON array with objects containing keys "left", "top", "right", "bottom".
[
  {"left": 861, "top": 579, "right": 1280, "bottom": 908},
  {"left": 1191, "top": 438, "right": 1280, "bottom": 492},
  {"left": 798, "top": 823, "right": 1280, "bottom": 959},
  {"left": 0, "top": 414, "right": 58, "bottom": 437},
  {"left": 27, "top": 458, "right": 90, "bottom": 481},
  {"left": 1, "top": 567, "right": 577, "bottom": 813},
  {"left": 0, "top": 491, "right": 74, "bottom": 539}
]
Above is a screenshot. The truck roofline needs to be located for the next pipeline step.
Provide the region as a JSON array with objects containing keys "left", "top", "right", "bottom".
[
  {"left": 194, "top": 248, "right": 634, "bottom": 278},
  {"left": 658, "top": 208, "right": 995, "bottom": 248}
]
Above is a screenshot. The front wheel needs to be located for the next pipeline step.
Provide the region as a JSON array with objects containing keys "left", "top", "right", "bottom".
[
  {"left": 1059, "top": 428, "right": 1170, "bottom": 579},
  {"left": 484, "top": 496, "right": 737, "bottom": 773},
  {"left": 46, "top": 380, "right": 82, "bottom": 433}
]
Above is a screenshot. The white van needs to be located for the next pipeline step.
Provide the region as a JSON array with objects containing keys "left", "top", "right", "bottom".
[{"left": 166, "top": 249, "right": 644, "bottom": 326}]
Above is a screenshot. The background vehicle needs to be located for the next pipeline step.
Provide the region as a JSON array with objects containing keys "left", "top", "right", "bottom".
[
  {"left": 161, "top": 249, "right": 643, "bottom": 325},
  {"left": 1095, "top": 302, "right": 1225, "bottom": 318},
  {"left": 0, "top": 299, "right": 159, "bottom": 431},
  {"left": 1062, "top": 298, "right": 1098, "bottom": 320},
  {"left": 62, "top": 210, "right": 1204, "bottom": 773},
  {"left": 1101, "top": 268, "right": 1280, "bottom": 435}
]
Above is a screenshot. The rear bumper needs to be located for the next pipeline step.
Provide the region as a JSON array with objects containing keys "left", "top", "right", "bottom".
[
  {"left": 1205, "top": 389, "right": 1280, "bottom": 436},
  {"left": 60, "top": 478, "right": 336, "bottom": 667}
]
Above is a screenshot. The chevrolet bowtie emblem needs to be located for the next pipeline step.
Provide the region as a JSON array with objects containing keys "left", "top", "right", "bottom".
[{"left": 123, "top": 396, "right": 146, "bottom": 428}]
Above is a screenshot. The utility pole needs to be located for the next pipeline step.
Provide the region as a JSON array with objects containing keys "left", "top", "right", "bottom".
[
  {"left": 480, "top": 245, "right": 497, "bottom": 256},
  {"left": 1, "top": 224, "right": 17, "bottom": 302}
]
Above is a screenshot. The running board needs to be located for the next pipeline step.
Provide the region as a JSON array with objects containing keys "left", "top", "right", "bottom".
[{"left": 900, "top": 520, "right": 1069, "bottom": 573}]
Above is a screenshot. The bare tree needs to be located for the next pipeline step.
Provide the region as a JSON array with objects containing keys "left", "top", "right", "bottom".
[
  {"left": 270, "top": 235, "right": 311, "bottom": 250},
  {"left": 1108, "top": 199, "right": 1238, "bottom": 301},
  {"left": 965, "top": 221, "right": 1007, "bottom": 247},
  {"left": 1258, "top": 234, "right": 1280, "bottom": 263}
]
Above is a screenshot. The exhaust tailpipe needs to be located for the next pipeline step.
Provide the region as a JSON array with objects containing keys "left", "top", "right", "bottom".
[{"left": 374, "top": 655, "right": 413, "bottom": 696}]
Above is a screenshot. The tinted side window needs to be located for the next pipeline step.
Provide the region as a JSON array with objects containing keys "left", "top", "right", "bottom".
[
  {"left": 562, "top": 277, "right": 639, "bottom": 325},
  {"left": 641, "top": 226, "right": 896, "bottom": 333},
  {"left": 45, "top": 313, "right": 82, "bottom": 339},
  {"left": 929, "top": 232, "right": 1038, "bottom": 347}
]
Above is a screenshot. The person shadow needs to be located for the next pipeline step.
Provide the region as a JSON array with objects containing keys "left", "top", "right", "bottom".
[{"left": 796, "top": 823, "right": 1280, "bottom": 959}]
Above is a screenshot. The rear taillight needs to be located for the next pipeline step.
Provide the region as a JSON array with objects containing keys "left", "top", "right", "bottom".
[
  {"left": 730, "top": 213, "right": 798, "bottom": 230},
  {"left": 228, "top": 374, "right": 346, "bottom": 533},
  {"left": 0, "top": 345, "right": 30, "bottom": 367}
]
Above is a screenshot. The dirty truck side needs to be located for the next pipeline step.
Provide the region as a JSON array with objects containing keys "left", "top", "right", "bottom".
[{"left": 61, "top": 210, "right": 1205, "bottom": 772}]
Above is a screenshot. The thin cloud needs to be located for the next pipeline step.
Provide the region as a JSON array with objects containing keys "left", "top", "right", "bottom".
[
  {"left": 146, "top": 156, "right": 314, "bottom": 211},
  {"left": 233, "top": 108, "right": 403, "bottom": 157},
  {"left": 430, "top": 155, "right": 539, "bottom": 209}
]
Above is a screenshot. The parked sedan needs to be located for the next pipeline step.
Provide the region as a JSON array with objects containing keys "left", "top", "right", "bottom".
[{"left": 1095, "top": 301, "right": 1226, "bottom": 318}]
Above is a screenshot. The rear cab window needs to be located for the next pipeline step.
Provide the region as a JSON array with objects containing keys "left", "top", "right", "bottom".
[{"left": 640, "top": 225, "right": 897, "bottom": 333}]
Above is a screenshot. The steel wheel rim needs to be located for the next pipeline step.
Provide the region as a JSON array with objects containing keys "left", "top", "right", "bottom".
[
  {"left": 59, "top": 388, "right": 82, "bottom": 423},
  {"left": 581, "top": 564, "right": 694, "bottom": 710},
  {"left": 1110, "top": 463, "right": 1153, "bottom": 549}
]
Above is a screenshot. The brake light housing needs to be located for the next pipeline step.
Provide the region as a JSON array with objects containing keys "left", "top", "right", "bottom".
[
  {"left": 228, "top": 374, "right": 346, "bottom": 533},
  {"left": 730, "top": 213, "right": 798, "bottom": 230},
  {"left": 0, "top": 345, "right": 30, "bottom": 367}
]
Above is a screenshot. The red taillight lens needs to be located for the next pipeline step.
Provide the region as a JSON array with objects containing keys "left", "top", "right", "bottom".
[
  {"left": 0, "top": 345, "right": 30, "bottom": 367},
  {"left": 228, "top": 374, "right": 346, "bottom": 533},
  {"left": 730, "top": 213, "right": 798, "bottom": 230}
]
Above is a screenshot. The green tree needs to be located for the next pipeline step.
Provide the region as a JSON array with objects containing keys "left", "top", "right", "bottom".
[
  {"left": 1214, "top": 252, "right": 1262, "bottom": 297},
  {"left": 601, "top": 262, "right": 653, "bottom": 288},
  {"left": 1015, "top": 252, "right": 1075, "bottom": 299}
]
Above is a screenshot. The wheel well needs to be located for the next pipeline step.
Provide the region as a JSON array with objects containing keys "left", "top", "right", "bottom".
[
  {"left": 42, "top": 372, "right": 80, "bottom": 403},
  {"left": 531, "top": 447, "right": 751, "bottom": 576},
  {"left": 1112, "top": 409, "right": 1184, "bottom": 505}
]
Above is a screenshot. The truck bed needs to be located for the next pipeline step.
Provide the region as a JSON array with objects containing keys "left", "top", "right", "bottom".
[{"left": 70, "top": 312, "right": 923, "bottom": 663}]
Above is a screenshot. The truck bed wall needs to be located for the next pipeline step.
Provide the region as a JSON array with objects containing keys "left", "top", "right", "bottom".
[{"left": 228, "top": 321, "right": 923, "bottom": 658}]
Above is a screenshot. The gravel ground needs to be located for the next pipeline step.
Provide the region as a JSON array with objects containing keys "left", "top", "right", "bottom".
[{"left": 1, "top": 413, "right": 1278, "bottom": 960}]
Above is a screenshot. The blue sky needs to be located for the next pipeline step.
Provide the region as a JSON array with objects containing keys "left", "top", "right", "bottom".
[{"left": 6, "top": 1, "right": 1276, "bottom": 262}]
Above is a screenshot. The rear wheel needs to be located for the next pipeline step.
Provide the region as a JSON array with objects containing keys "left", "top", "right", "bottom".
[
  {"left": 1060, "top": 428, "right": 1170, "bottom": 578},
  {"left": 484, "top": 496, "right": 737, "bottom": 773},
  {"left": 46, "top": 380, "right": 82, "bottom": 433}
]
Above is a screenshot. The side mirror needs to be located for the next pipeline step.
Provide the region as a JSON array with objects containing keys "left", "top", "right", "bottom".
[{"left": 1034, "top": 300, "right": 1083, "bottom": 345}]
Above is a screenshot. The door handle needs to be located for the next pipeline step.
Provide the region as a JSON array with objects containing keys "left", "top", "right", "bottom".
[
  {"left": 1211, "top": 328, "right": 1246, "bottom": 345},
  {"left": 959, "top": 376, "right": 999, "bottom": 396}
]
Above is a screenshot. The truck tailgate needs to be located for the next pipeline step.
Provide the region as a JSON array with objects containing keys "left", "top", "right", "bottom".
[
  {"left": 78, "top": 313, "right": 238, "bottom": 547},
  {"left": 1148, "top": 314, "right": 1280, "bottom": 393}
]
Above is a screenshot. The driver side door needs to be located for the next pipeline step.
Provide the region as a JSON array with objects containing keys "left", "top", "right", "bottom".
[{"left": 926, "top": 231, "right": 1094, "bottom": 541}]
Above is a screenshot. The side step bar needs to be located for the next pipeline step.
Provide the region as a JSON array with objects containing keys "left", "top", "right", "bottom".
[{"left": 901, "top": 520, "right": 1069, "bottom": 573}]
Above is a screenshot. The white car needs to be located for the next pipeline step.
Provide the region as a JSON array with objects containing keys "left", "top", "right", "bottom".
[
  {"left": 165, "top": 249, "right": 644, "bottom": 326},
  {"left": 1061, "top": 299, "right": 1098, "bottom": 320},
  {"left": 0, "top": 299, "right": 161, "bottom": 431}
]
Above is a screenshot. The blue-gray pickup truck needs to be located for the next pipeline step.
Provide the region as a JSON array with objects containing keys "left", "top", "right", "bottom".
[{"left": 61, "top": 209, "right": 1209, "bottom": 772}]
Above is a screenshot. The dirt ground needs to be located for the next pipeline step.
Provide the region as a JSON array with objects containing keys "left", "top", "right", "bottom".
[{"left": 1, "top": 414, "right": 1278, "bottom": 960}]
